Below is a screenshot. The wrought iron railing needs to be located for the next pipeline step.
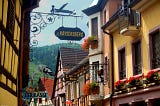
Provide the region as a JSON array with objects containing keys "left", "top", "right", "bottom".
[{"left": 118, "top": 4, "right": 140, "bottom": 33}]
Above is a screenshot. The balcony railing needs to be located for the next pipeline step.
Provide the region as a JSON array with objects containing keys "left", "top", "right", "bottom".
[{"left": 118, "top": 5, "right": 140, "bottom": 36}]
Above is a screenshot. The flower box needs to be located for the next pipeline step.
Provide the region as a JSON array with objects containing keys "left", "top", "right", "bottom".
[
  {"left": 145, "top": 69, "right": 160, "bottom": 85},
  {"left": 81, "top": 36, "right": 98, "bottom": 51},
  {"left": 91, "top": 85, "right": 100, "bottom": 95},
  {"left": 114, "top": 79, "right": 127, "bottom": 91},
  {"left": 127, "top": 74, "right": 144, "bottom": 90}
]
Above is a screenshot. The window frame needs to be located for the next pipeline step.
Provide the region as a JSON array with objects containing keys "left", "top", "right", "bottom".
[
  {"left": 7, "top": 0, "right": 16, "bottom": 36},
  {"left": 132, "top": 38, "right": 142, "bottom": 75},
  {"left": 91, "top": 17, "right": 98, "bottom": 36},
  {"left": 92, "top": 61, "right": 99, "bottom": 82},
  {"left": 149, "top": 25, "right": 160, "bottom": 69},
  {"left": 118, "top": 47, "right": 126, "bottom": 80}
]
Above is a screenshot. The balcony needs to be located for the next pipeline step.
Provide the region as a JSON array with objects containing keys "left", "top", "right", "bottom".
[{"left": 119, "top": 5, "right": 140, "bottom": 36}]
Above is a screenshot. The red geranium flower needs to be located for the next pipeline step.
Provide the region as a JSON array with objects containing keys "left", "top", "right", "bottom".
[
  {"left": 145, "top": 70, "right": 157, "bottom": 78},
  {"left": 114, "top": 79, "right": 126, "bottom": 87}
]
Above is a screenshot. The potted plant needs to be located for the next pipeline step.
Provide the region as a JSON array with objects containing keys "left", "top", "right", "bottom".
[
  {"left": 90, "top": 81, "right": 99, "bottom": 95},
  {"left": 81, "top": 36, "right": 98, "bottom": 51},
  {"left": 89, "top": 36, "right": 98, "bottom": 49}
]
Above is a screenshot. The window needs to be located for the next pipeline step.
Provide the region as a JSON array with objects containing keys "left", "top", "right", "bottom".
[
  {"left": 91, "top": 17, "right": 98, "bottom": 36},
  {"left": 132, "top": 40, "right": 142, "bottom": 75},
  {"left": 92, "top": 61, "right": 99, "bottom": 81},
  {"left": 150, "top": 29, "right": 160, "bottom": 69},
  {"left": 118, "top": 48, "right": 126, "bottom": 79},
  {"left": 7, "top": 0, "right": 15, "bottom": 35}
]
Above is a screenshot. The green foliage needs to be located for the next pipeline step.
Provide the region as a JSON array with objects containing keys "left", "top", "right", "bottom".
[
  {"left": 28, "top": 62, "right": 44, "bottom": 88},
  {"left": 30, "top": 43, "right": 81, "bottom": 75},
  {"left": 90, "top": 81, "right": 96, "bottom": 90},
  {"left": 29, "top": 43, "right": 81, "bottom": 88}
]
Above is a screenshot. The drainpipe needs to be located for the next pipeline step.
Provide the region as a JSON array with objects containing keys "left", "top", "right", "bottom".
[{"left": 103, "top": 29, "right": 114, "bottom": 106}]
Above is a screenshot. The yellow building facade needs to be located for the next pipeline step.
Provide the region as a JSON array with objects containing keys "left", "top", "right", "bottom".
[
  {"left": 0, "top": 0, "right": 22, "bottom": 105},
  {"left": 102, "top": 0, "right": 160, "bottom": 105},
  {"left": 0, "top": 0, "right": 39, "bottom": 105},
  {"left": 112, "top": 0, "right": 160, "bottom": 81}
]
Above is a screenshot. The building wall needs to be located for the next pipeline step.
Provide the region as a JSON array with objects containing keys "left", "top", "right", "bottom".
[
  {"left": 89, "top": 12, "right": 103, "bottom": 54},
  {"left": 112, "top": 0, "right": 160, "bottom": 82},
  {"left": 0, "top": 0, "right": 22, "bottom": 105},
  {"left": 141, "top": 0, "right": 160, "bottom": 74},
  {"left": 103, "top": 0, "right": 121, "bottom": 99}
]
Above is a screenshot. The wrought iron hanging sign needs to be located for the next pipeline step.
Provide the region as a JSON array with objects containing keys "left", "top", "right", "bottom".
[
  {"left": 23, "top": 91, "right": 48, "bottom": 99},
  {"left": 29, "top": 3, "right": 84, "bottom": 61},
  {"left": 65, "top": 74, "right": 77, "bottom": 81},
  {"left": 55, "top": 27, "right": 85, "bottom": 40}
]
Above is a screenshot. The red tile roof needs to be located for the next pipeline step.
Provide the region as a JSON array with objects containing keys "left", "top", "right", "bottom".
[{"left": 39, "top": 77, "right": 54, "bottom": 98}]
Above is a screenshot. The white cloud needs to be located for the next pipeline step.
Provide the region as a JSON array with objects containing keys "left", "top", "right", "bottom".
[{"left": 90, "top": 0, "right": 98, "bottom": 7}]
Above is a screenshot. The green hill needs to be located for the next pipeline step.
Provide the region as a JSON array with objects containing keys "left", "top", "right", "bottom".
[{"left": 28, "top": 43, "right": 81, "bottom": 87}]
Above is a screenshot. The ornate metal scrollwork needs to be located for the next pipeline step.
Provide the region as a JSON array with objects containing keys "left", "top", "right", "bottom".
[
  {"left": 30, "top": 12, "right": 56, "bottom": 35},
  {"left": 29, "top": 4, "right": 82, "bottom": 61}
]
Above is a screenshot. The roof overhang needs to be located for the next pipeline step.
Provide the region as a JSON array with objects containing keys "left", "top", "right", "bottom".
[
  {"left": 101, "top": 9, "right": 119, "bottom": 32},
  {"left": 131, "top": 0, "right": 157, "bottom": 12},
  {"left": 22, "top": 0, "right": 40, "bottom": 11}
]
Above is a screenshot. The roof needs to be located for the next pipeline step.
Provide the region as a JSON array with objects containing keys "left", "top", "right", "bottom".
[
  {"left": 66, "top": 56, "right": 89, "bottom": 75},
  {"left": 59, "top": 47, "right": 88, "bottom": 69},
  {"left": 82, "top": 0, "right": 107, "bottom": 16},
  {"left": 39, "top": 78, "right": 54, "bottom": 98}
]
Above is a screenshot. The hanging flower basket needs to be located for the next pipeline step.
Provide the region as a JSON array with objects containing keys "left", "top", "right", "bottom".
[{"left": 81, "top": 38, "right": 89, "bottom": 51}]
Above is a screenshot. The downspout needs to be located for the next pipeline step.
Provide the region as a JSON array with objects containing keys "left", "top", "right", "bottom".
[{"left": 103, "top": 29, "right": 114, "bottom": 106}]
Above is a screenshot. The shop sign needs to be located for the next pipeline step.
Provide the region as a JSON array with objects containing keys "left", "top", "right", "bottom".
[
  {"left": 65, "top": 74, "right": 77, "bottom": 81},
  {"left": 55, "top": 27, "right": 85, "bottom": 41},
  {"left": 23, "top": 91, "right": 48, "bottom": 99}
]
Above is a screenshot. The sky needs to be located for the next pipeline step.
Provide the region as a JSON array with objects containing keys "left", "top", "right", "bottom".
[{"left": 30, "top": 0, "right": 95, "bottom": 47}]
